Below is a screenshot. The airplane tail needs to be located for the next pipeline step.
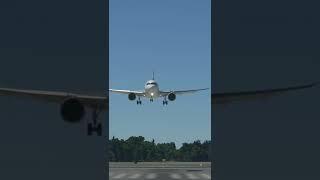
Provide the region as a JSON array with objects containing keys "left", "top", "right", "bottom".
[{"left": 152, "top": 71, "right": 155, "bottom": 80}]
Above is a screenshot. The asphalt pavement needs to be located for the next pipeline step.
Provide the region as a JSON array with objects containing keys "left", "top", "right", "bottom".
[{"left": 109, "top": 162, "right": 211, "bottom": 180}]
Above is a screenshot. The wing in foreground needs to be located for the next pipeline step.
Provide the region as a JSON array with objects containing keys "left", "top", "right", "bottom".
[
  {"left": 0, "top": 88, "right": 107, "bottom": 109},
  {"left": 0, "top": 88, "right": 107, "bottom": 136},
  {"left": 212, "top": 82, "right": 318, "bottom": 104}
]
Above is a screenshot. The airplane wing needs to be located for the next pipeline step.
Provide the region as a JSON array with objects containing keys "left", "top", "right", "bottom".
[
  {"left": 212, "top": 82, "right": 318, "bottom": 104},
  {"left": 109, "top": 89, "right": 145, "bottom": 96},
  {"left": 0, "top": 88, "right": 108, "bottom": 109},
  {"left": 160, "top": 88, "right": 209, "bottom": 96}
]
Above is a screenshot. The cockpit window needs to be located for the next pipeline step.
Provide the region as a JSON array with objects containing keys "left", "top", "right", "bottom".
[{"left": 147, "top": 82, "right": 157, "bottom": 85}]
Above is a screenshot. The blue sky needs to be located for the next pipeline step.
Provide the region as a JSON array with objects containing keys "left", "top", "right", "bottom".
[{"left": 109, "top": 0, "right": 211, "bottom": 148}]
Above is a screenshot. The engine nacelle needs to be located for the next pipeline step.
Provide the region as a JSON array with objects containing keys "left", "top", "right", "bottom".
[
  {"left": 60, "top": 98, "right": 85, "bottom": 123},
  {"left": 128, "top": 93, "right": 136, "bottom": 101},
  {"left": 168, "top": 93, "right": 176, "bottom": 101}
]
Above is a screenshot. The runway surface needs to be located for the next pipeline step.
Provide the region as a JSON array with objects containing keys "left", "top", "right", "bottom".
[{"left": 109, "top": 162, "right": 211, "bottom": 180}]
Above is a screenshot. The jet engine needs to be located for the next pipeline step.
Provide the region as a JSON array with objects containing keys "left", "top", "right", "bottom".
[
  {"left": 128, "top": 93, "right": 136, "bottom": 101},
  {"left": 168, "top": 93, "right": 176, "bottom": 101},
  {"left": 60, "top": 98, "right": 85, "bottom": 123}
]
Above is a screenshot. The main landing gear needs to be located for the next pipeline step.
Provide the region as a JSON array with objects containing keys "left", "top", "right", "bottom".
[
  {"left": 87, "top": 106, "right": 102, "bottom": 136},
  {"left": 136, "top": 97, "right": 142, "bottom": 105},
  {"left": 150, "top": 98, "right": 153, "bottom": 102},
  {"left": 163, "top": 97, "right": 168, "bottom": 105}
]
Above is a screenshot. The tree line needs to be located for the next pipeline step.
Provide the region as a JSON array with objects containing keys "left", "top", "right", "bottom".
[{"left": 107, "top": 136, "right": 212, "bottom": 162}]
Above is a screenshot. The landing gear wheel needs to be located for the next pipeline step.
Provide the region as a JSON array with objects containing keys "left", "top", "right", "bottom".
[
  {"left": 87, "top": 123, "right": 93, "bottom": 136},
  {"left": 87, "top": 123, "right": 102, "bottom": 136},
  {"left": 87, "top": 105, "right": 102, "bottom": 136},
  {"left": 96, "top": 123, "right": 102, "bottom": 136}
]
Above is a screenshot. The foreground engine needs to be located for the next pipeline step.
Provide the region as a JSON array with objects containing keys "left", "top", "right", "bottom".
[
  {"left": 128, "top": 93, "right": 136, "bottom": 101},
  {"left": 60, "top": 98, "right": 85, "bottom": 123},
  {"left": 168, "top": 93, "right": 176, "bottom": 101}
]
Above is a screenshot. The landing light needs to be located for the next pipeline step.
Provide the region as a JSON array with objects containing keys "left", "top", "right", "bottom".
[{"left": 151, "top": 93, "right": 154, "bottom": 96}]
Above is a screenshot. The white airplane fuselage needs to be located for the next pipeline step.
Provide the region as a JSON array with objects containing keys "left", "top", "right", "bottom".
[{"left": 144, "top": 80, "right": 160, "bottom": 99}]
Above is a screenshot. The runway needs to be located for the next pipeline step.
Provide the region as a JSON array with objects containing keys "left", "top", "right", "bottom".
[{"left": 109, "top": 162, "right": 211, "bottom": 180}]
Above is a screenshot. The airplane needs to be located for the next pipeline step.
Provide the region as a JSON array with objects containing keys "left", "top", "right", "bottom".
[
  {"left": 109, "top": 72, "right": 209, "bottom": 105},
  {"left": 0, "top": 77, "right": 318, "bottom": 136}
]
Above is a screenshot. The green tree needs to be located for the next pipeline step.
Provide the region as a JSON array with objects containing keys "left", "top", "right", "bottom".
[{"left": 107, "top": 136, "right": 211, "bottom": 162}]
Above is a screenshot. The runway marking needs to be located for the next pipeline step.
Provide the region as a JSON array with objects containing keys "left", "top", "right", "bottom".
[
  {"left": 109, "top": 172, "right": 210, "bottom": 179},
  {"left": 145, "top": 173, "right": 157, "bottom": 179},
  {"left": 112, "top": 173, "right": 126, "bottom": 179},
  {"left": 128, "top": 173, "right": 142, "bottom": 179},
  {"left": 199, "top": 173, "right": 211, "bottom": 179},
  {"left": 170, "top": 173, "right": 182, "bottom": 179},
  {"left": 186, "top": 173, "right": 200, "bottom": 179}
]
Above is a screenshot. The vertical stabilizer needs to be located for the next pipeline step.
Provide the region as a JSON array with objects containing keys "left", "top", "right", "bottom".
[{"left": 152, "top": 71, "right": 155, "bottom": 80}]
